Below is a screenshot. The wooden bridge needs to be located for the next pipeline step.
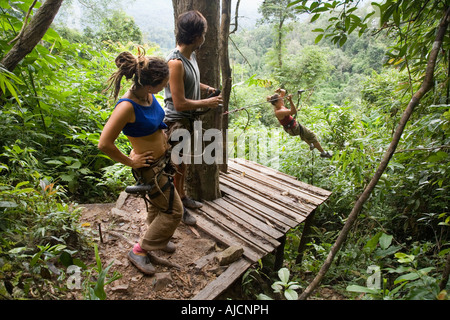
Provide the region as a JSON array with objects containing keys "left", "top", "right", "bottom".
[{"left": 190, "top": 158, "right": 332, "bottom": 300}]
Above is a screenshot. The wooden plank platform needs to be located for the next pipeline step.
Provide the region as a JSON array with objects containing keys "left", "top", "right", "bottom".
[{"left": 191, "top": 158, "right": 332, "bottom": 300}]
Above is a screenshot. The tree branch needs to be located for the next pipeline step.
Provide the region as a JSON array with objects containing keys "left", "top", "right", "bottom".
[
  {"left": 1, "top": 0, "right": 64, "bottom": 72},
  {"left": 7, "top": 0, "right": 38, "bottom": 45},
  {"left": 230, "top": 0, "right": 240, "bottom": 34}
]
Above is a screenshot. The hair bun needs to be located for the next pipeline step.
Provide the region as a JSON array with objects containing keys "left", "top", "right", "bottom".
[{"left": 115, "top": 52, "right": 137, "bottom": 79}]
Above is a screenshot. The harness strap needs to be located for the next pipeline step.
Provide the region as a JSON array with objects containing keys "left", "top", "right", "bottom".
[{"left": 129, "top": 151, "right": 176, "bottom": 214}]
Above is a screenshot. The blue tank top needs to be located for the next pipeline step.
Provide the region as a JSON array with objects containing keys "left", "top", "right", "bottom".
[{"left": 115, "top": 96, "right": 168, "bottom": 137}]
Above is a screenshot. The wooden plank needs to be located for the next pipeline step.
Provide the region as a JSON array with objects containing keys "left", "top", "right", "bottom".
[
  {"left": 218, "top": 196, "right": 285, "bottom": 240},
  {"left": 206, "top": 199, "right": 280, "bottom": 250},
  {"left": 219, "top": 177, "right": 302, "bottom": 228},
  {"left": 228, "top": 166, "right": 320, "bottom": 210},
  {"left": 221, "top": 172, "right": 310, "bottom": 221},
  {"left": 219, "top": 184, "right": 296, "bottom": 231},
  {"left": 189, "top": 209, "right": 263, "bottom": 262},
  {"left": 225, "top": 170, "right": 313, "bottom": 217},
  {"left": 200, "top": 201, "right": 276, "bottom": 254},
  {"left": 221, "top": 179, "right": 301, "bottom": 228},
  {"left": 228, "top": 161, "right": 327, "bottom": 207},
  {"left": 231, "top": 158, "right": 332, "bottom": 198},
  {"left": 192, "top": 258, "right": 252, "bottom": 300},
  {"left": 190, "top": 159, "right": 333, "bottom": 300}
]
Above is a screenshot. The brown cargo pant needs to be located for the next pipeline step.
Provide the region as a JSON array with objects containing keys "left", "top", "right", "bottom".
[
  {"left": 284, "top": 121, "right": 319, "bottom": 145},
  {"left": 132, "top": 155, "right": 183, "bottom": 252}
]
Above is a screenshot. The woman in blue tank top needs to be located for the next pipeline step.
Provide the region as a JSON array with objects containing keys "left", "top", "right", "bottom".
[{"left": 98, "top": 48, "right": 183, "bottom": 276}]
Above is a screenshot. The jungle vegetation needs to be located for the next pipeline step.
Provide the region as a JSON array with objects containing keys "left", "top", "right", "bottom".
[{"left": 0, "top": 0, "right": 449, "bottom": 300}]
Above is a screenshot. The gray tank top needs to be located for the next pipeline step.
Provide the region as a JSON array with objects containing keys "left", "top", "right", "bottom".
[{"left": 164, "top": 49, "right": 201, "bottom": 122}]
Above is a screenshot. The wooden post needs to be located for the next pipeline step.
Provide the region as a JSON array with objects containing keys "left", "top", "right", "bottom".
[
  {"left": 274, "top": 235, "right": 286, "bottom": 271},
  {"left": 296, "top": 209, "right": 316, "bottom": 265}
]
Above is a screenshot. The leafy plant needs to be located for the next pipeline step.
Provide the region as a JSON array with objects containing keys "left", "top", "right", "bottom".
[
  {"left": 82, "top": 244, "right": 122, "bottom": 300},
  {"left": 257, "top": 267, "right": 301, "bottom": 300}
]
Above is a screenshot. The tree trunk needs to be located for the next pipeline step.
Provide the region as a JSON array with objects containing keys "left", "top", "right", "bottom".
[
  {"left": 298, "top": 6, "right": 450, "bottom": 300},
  {"left": 1, "top": 0, "right": 64, "bottom": 72},
  {"left": 219, "top": 0, "right": 233, "bottom": 173},
  {"left": 172, "top": 0, "right": 222, "bottom": 201}
]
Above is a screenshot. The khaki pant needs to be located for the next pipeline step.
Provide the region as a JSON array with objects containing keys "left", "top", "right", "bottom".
[
  {"left": 132, "top": 155, "right": 183, "bottom": 252},
  {"left": 284, "top": 121, "right": 318, "bottom": 145}
]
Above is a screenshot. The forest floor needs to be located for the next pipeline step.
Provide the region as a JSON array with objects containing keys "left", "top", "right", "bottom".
[{"left": 77, "top": 193, "right": 347, "bottom": 301}]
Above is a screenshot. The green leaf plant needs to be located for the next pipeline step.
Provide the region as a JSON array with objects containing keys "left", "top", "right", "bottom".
[{"left": 258, "top": 267, "right": 302, "bottom": 300}]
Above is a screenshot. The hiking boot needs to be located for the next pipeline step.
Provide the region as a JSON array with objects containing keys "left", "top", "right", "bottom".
[
  {"left": 163, "top": 241, "right": 176, "bottom": 253},
  {"left": 128, "top": 250, "right": 155, "bottom": 275},
  {"left": 320, "top": 151, "right": 332, "bottom": 158},
  {"left": 182, "top": 207, "right": 197, "bottom": 226},
  {"left": 182, "top": 196, "right": 203, "bottom": 209}
]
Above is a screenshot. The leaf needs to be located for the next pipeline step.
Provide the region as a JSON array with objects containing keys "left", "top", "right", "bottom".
[
  {"left": 311, "top": 13, "right": 321, "bottom": 23},
  {"left": 0, "top": 201, "right": 18, "bottom": 208},
  {"left": 395, "top": 252, "right": 415, "bottom": 264},
  {"left": 284, "top": 288, "right": 298, "bottom": 300},
  {"left": 346, "top": 285, "right": 379, "bottom": 294},
  {"left": 364, "top": 232, "right": 382, "bottom": 252},
  {"left": 315, "top": 33, "right": 324, "bottom": 44},
  {"left": 31, "top": 250, "right": 44, "bottom": 267},
  {"left": 59, "top": 251, "right": 74, "bottom": 267},
  {"left": 271, "top": 282, "right": 283, "bottom": 293},
  {"left": 60, "top": 174, "right": 75, "bottom": 182},
  {"left": 379, "top": 233, "right": 393, "bottom": 250},
  {"left": 9, "top": 247, "right": 27, "bottom": 254},
  {"left": 257, "top": 293, "right": 273, "bottom": 300},
  {"left": 278, "top": 268, "right": 290, "bottom": 283},
  {"left": 394, "top": 272, "right": 420, "bottom": 284}
]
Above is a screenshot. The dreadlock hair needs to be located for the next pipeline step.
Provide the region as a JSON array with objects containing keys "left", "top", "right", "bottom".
[
  {"left": 267, "top": 94, "right": 281, "bottom": 106},
  {"left": 176, "top": 10, "right": 207, "bottom": 45},
  {"left": 105, "top": 47, "right": 169, "bottom": 100}
]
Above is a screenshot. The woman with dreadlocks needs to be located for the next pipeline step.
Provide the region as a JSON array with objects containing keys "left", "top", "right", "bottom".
[
  {"left": 98, "top": 48, "right": 183, "bottom": 275},
  {"left": 268, "top": 88, "right": 332, "bottom": 158}
]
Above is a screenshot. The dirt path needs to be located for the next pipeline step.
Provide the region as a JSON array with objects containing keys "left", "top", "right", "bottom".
[{"left": 79, "top": 193, "right": 227, "bottom": 300}]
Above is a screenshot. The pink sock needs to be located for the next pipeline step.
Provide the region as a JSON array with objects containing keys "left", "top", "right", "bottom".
[{"left": 133, "top": 243, "right": 146, "bottom": 255}]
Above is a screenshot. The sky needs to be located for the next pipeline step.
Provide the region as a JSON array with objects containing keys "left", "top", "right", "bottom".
[{"left": 124, "top": 0, "right": 264, "bottom": 30}]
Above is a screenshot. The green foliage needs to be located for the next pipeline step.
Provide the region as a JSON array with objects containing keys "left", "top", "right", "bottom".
[
  {"left": 0, "top": 64, "right": 23, "bottom": 104},
  {"left": 0, "top": 1, "right": 143, "bottom": 202},
  {"left": 0, "top": 0, "right": 147, "bottom": 300},
  {"left": 277, "top": 45, "right": 333, "bottom": 92},
  {"left": 346, "top": 233, "right": 448, "bottom": 300}
]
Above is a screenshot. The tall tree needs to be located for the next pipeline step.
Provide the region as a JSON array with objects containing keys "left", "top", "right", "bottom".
[
  {"left": 172, "top": 0, "right": 222, "bottom": 201},
  {"left": 259, "top": 0, "right": 297, "bottom": 70}
]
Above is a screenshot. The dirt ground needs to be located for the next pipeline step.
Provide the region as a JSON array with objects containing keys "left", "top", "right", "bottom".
[{"left": 79, "top": 193, "right": 228, "bottom": 300}]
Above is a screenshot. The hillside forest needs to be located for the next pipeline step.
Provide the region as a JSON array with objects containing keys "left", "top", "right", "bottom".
[{"left": 0, "top": 0, "right": 449, "bottom": 301}]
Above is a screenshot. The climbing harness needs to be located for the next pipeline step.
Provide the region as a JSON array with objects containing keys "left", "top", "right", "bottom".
[{"left": 126, "top": 151, "right": 177, "bottom": 214}]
